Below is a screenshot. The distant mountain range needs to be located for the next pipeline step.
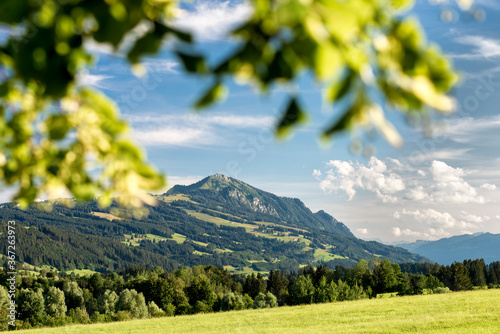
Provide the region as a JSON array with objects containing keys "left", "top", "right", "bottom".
[
  {"left": 395, "top": 232, "right": 500, "bottom": 265},
  {"left": 0, "top": 174, "right": 428, "bottom": 273}
]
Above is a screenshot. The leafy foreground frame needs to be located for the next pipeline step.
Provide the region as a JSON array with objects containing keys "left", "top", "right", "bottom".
[{"left": 0, "top": 0, "right": 470, "bottom": 210}]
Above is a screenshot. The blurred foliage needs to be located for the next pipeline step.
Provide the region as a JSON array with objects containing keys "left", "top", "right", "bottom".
[
  {"left": 0, "top": 0, "right": 185, "bottom": 208},
  {"left": 205, "top": 0, "right": 460, "bottom": 144},
  {"left": 0, "top": 0, "right": 463, "bottom": 208}
]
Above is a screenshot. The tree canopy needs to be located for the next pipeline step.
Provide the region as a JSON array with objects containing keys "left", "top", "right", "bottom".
[{"left": 0, "top": 0, "right": 469, "bottom": 207}]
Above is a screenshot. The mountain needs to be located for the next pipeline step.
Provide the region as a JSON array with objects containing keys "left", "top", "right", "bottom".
[
  {"left": 0, "top": 174, "right": 429, "bottom": 274},
  {"left": 396, "top": 233, "right": 500, "bottom": 265},
  {"left": 395, "top": 240, "right": 432, "bottom": 252},
  {"left": 167, "top": 174, "right": 354, "bottom": 237}
]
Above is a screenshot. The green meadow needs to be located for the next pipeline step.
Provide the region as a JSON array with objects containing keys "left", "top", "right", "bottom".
[{"left": 19, "top": 289, "right": 500, "bottom": 334}]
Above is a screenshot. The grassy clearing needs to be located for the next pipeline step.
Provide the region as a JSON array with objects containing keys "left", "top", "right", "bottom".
[
  {"left": 314, "top": 248, "right": 346, "bottom": 262},
  {"left": 191, "top": 240, "right": 208, "bottom": 247},
  {"left": 170, "top": 233, "right": 186, "bottom": 244},
  {"left": 144, "top": 234, "right": 168, "bottom": 241},
  {"left": 193, "top": 250, "right": 210, "bottom": 256},
  {"left": 90, "top": 212, "right": 121, "bottom": 221},
  {"left": 159, "top": 194, "right": 197, "bottom": 204},
  {"left": 19, "top": 289, "right": 500, "bottom": 333},
  {"left": 214, "top": 248, "right": 233, "bottom": 253},
  {"left": 185, "top": 210, "right": 259, "bottom": 232},
  {"left": 122, "top": 233, "right": 171, "bottom": 247},
  {"left": 184, "top": 210, "right": 316, "bottom": 249},
  {"left": 65, "top": 269, "right": 97, "bottom": 276},
  {"left": 252, "top": 221, "right": 308, "bottom": 234}
]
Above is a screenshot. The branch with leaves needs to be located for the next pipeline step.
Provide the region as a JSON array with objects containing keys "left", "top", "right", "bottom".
[{"left": 0, "top": 0, "right": 467, "bottom": 208}]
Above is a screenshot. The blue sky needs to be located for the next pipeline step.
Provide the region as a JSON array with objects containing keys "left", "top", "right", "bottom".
[
  {"left": 3, "top": 0, "right": 500, "bottom": 243},
  {"left": 73, "top": 0, "right": 500, "bottom": 243}
]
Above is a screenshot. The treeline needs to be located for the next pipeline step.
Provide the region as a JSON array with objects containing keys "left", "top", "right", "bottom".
[
  {"left": 1, "top": 258, "right": 499, "bottom": 330},
  {"left": 400, "top": 259, "right": 500, "bottom": 290}
]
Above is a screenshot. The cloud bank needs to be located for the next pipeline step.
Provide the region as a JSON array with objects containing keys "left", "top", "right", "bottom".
[
  {"left": 128, "top": 112, "right": 275, "bottom": 147},
  {"left": 314, "top": 157, "right": 498, "bottom": 241},
  {"left": 315, "top": 157, "right": 489, "bottom": 204}
]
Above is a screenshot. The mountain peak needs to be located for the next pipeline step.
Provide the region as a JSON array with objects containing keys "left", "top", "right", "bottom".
[
  {"left": 166, "top": 174, "right": 240, "bottom": 194},
  {"left": 166, "top": 175, "right": 358, "bottom": 237},
  {"left": 211, "top": 173, "right": 231, "bottom": 180},
  {"left": 195, "top": 174, "right": 241, "bottom": 191}
]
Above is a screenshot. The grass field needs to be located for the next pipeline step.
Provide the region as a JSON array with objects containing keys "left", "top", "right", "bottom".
[{"left": 19, "top": 289, "right": 500, "bottom": 333}]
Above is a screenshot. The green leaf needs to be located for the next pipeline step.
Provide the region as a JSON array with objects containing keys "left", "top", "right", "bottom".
[
  {"left": 390, "top": 0, "right": 415, "bottom": 11},
  {"left": 166, "top": 26, "right": 192, "bottom": 43},
  {"left": 47, "top": 115, "right": 71, "bottom": 140},
  {"left": 175, "top": 51, "right": 207, "bottom": 73},
  {"left": 263, "top": 50, "right": 294, "bottom": 83},
  {"left": 325, "top": 70, "right": 355, "bottom": 103},
  {"left": 322, "top": 100, "right": 363, "bottom": 138},
  {"left": 276, "top": 97, "right": 307, "bottom": 138},
  {"left": 127, "top": 23, "right": 169, "bottom": 64},
  {"left": 0, "top": 0, "right": 31, "bottom": 24},
  {"left": 314, "top": 42, "right": 343, "bottom": 81},
  {"left": 127, "top": 23, "right": 192, "bottom": 64},
  {"left": 194, "top": 82, "right": 227, "bottom": 109}
]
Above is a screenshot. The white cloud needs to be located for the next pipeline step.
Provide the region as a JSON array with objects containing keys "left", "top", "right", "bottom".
[
  {"left": 319, "top": 157, "right": 405, "bottom": 203},
  {"left": 480, "top": 183, "right": 497, "bottom": 190},
  {"left": 400, "top": 208, "right": 479, "bottom": 230},
  {"left": 77, "top": 72, "right": 113, "bottom": 88},
  {"left": 175, "top": 1, "right": 252, "bottom": 41},
  {"left": 83, "top": 38, "right": 115, "bottom": 55},
  {"left": 133, "top": 126, "right": 217, "bottom": 147},
  {"left": 127, "top": 113, "right": 274, "bottom": 128},
  {"left": 312, "top": 170, "right": 322, "bottom": 178},
  {"left": 427, "top": 228, "right": 450, "bottom": 238},
  {"left": 409, "top": 148, "right": 471, "bottom": 163},
  {"left": 453, "top": 36, "right": 500, "bottom": 60},
  {"left": 356, "top": 228, "right": 369, "bottom": 235},
  {"left": 440, "top": 115, "right": 500, "bottom": 143},
  {"left": 128, "top": 112, "right": 275, "bottom": 147},
  {"left": 392, "top": 227, "right": 426, "bottom": 238},
  {"left": 316, "top": 158, "right": 488, "bottom": 204},
  {"left": 430, "top": 160, "right": 484, "bottom": 203},
  {"left": 0, "top": 188, "right": 17, "bottom": 204},
  {"left": 144, "top": 60, "right": 179, "bottom": 74},
  {"left": 392, "top": 226, "right": 449, "bottom": 240},
  {"left": 460, "top": 211, "right": 489, "bottom": 223},
  {"left": 405, "top": 186, "right": 429, "bottom": 201},
  {"left": 203, "top": 114, "right": 274, "bottom": 128}
]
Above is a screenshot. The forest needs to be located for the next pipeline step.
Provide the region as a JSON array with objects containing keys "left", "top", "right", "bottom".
[{"left": 1, "top": 258, "right": 499, "bottom": 330}]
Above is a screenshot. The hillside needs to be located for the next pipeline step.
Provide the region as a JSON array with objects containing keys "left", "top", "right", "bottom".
[
  {"left": 396, "top": 233, "right": 500, "bottom": 265},
  {"left": 0, "top": 174, "right": 428, "bottom": 273},
  {"left": 167, "top": 174, "right": 354, "bottom": 236}
]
